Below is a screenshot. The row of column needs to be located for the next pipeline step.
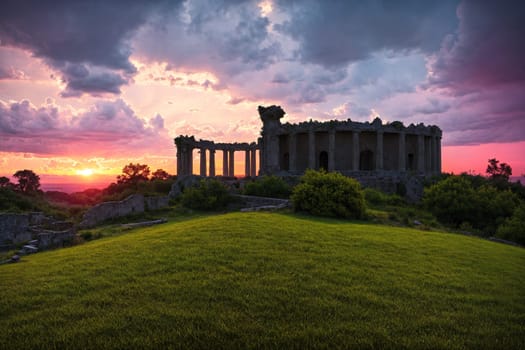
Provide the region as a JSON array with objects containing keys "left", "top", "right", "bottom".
[
  {"left": 196, "top": 148, "right": 257, "bottom": 177},
  {"left": 287, "top": 130, "right": 441, "bottom": 173}
]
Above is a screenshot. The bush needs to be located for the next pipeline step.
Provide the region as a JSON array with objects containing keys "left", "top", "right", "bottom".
[
  {"left": 423, "top": 175, "right": 519, "bottom": 234},
  {"left": 291, "top": 170, "right": 366, "bottom": 219},
  {"left": 244, "top": 175, "right": 292, "bottom": 199},
  {"left": 181, "top": 179, "right": 231, "bottom": 210},
  {"left": 364, "top": 188, "right": 404, "bottom": 206},
  {"left": 496, "top": 203, "right": 525, "bottom": 245}
]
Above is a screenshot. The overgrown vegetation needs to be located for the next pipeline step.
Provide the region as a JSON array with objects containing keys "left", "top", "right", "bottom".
[
  {"left": 243, "top": 175, "right": 292, "bottom": 198},
  {"left": 291, "top": 169, "right": 366, "bottom": 219},
  {"left": 181, "top": 178, "right": 232, "bottom": 210}
]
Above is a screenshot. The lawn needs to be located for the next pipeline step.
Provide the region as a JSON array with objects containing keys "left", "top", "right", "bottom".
[{"left": 1, "top": 212, "right": 524, "bottom": 349}]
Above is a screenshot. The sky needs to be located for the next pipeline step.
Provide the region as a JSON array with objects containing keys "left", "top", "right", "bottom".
[{"left": 1, "top": 0, "right": 524, "bottom": 191}]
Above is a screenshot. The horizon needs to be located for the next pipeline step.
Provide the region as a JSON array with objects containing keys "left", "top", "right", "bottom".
[{"left": 1, "top": 1, "right": 524, "bottom": 186}]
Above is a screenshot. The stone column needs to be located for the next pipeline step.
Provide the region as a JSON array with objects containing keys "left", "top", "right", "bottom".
[
  {"left": 328, "top": 130, "right": 335, "bottom": 171},
  {"left": 199, "top": 148, "right": 207, "bottom": 177},
  {"left": 417, "top": 134, "right": 425, "bottom": 173},
  {"left": 437, "top": 136, "right": 442, "bottom": 174},
  {"left": 209, "top": 149, "right": 215, "bottom": 177},
  {"left": 176, "top": 147, "right": 183, "bottom": 176},
  {"left": 186, "top": 148, "right": 193, "bottom": 176},
  {"left": 229, "top": 150, "right": 235, "bottom": 177},
  {"left": 376, "top": 131, "right": 383, "bottom": 171},
  {"left": 245, "top": 149, "right": 251, "bottom": 177},
  {"left": 398, "top": 132, "right": 406, "bottom": 171},
  {"left": 289, "top": 133, "right": 297, "bottom": 173},
  {"left": 250, "top": 148, "right": 257, "bottom": 177},
  {"left": 308, "top": 129, "right": 316, "bottom": 169},
  {"left": 223, "top": 150, "right": 228, "bottom": 177},
  {"left": 352, "top": 131, "right": 359, "bottom": 171}
]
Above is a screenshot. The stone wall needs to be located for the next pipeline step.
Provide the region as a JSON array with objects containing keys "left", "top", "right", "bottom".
[
  {"left": 0, "top": 213, "right": 31, "bottom": 246},
  {"left": 79, "top": 194, "right": 170, "bottom": 228},
  {"left": 79, "top": 194, "right": 145, "bottom": 228},
  {"left": 38, "top": 229, "right": 76, "bottom": 250}
]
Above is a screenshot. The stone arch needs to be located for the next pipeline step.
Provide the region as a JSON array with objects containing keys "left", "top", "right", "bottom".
[
  {"left": 319, "top": 151, "right": 328, "bottom": 170},
  {"left": 359, "top": 150, "right": 374, "bottom": 171}
]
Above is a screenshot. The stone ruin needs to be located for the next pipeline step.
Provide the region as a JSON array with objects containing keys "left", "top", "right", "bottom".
[{"left": 174, "top": 105, "right": 442, "bottom": 200}]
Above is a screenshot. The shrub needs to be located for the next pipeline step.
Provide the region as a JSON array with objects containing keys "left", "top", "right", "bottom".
[
  {"left": 364, "top": 188, "right": 404, "bottom": 206},
  {"left": 291, "top": 170, "right": 366, "bottom": 219},
  {"left": 423, "top": 175, "right": 519, "bottom": 234},
  {"left": 244, "top": 175, "right": 292, "bottom": 199},
  {"left": 496, "top": 203, "right": 525, "bottom": 245},
  {"left": 181, "top": 179, "right": 231, "bottom": 210}
]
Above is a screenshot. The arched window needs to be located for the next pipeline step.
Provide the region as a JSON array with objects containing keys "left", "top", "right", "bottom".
[
  {"left": 319, "top": 151, "right": 328, "bottom": 170},
  {"left": 359, "top": 150, "right": 374, "bottom": 171}
]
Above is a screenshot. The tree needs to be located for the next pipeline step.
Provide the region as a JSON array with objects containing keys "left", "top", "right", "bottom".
[
  {"left": 13, "top": 169, "right": 41, "bottom": 193},
  {"left": 0, "top": 176, "right": 12, "bottom": 189},
  {"left": 486, "top": 158, "right": 512, "bottom": 181},
  {"left": 116, "top": 163, "right": 151, "bottom": 185},
  {"left": 151, "top": 169, "right": 171, "bottom": 181}
]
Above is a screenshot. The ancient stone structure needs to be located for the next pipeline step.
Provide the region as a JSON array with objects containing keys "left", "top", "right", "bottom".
[
  {"left": 175, "top": 136, "right": 258, "bottom": 178},
  {"left": 79, "top": 194, "right": 170, "bottom": 228},
  {"left": 173, "top": 105, "right": 442, "bottom": 198},
  {"left": 258, "top": 105, "right": 442, "bottom": 176}
]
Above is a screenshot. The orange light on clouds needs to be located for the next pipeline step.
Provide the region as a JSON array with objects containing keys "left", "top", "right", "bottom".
[{"left": 76, "top": 169, "right": 94, "bottom": 177}]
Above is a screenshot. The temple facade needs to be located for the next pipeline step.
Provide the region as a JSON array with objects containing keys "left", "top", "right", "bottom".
[{"left": 175, "top": 105, "right": 442, "bottom": 179}]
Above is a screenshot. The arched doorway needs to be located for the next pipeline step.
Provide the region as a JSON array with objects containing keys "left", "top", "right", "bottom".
[
  {"left": 407, "top": 153, "right": 415, "bottom": 171},
  {"left": 281, "top": 152, "right": 289, "bottom": 171},
  {"left": 319, "top": 151, "right": 328, "bottom": 170},
  {"left": 359, "top": 150, "right": 374, "bottom": 170}
]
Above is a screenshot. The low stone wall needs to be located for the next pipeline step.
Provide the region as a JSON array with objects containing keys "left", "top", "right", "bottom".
[
  {"left": 145, "top": 196, "right": 170, "bottom": 211},
  {"left": 236, "top": 195, "right": 290, "bottom": 210},
  {"left": 0, "top": 212, "right": 49, "bottom": 246},
  {"left": 79, "top": 194, "right": 145, "bottom": 228},
  {"left": 79, "top": 194, "right": 170, "bottom": 228},
  {"left": 38, "top": 229, "right": 76, "bottom": 250}
]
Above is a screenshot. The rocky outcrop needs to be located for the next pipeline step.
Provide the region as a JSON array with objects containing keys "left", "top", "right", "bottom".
[
  {"left": 236, "top": 195, "right": 290, "bottom": 212},
  {"left": 169, "top": 175, "right": 202, "bottom": 199}
]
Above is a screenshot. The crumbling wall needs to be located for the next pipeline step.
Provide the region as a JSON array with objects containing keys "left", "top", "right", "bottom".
[{"left": 79, "top": 194, "right": 145, "bottom": 228}]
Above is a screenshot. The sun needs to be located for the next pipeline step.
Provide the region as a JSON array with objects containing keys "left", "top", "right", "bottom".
[{"left": 76, "top": 169, "right": 94, "bottom": 177}]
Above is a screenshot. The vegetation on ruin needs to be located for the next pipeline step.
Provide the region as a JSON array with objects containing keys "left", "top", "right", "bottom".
[
  {"left": 243, "top": 175, "right": 292, "bottom": 199},
  {"left": 1, "top": 212, "right": 524, "bottom": 349},
  {"left": 291, "top": 169, "right": 366, "bottom": 219},
  {"left": 180, "top": 178, "right": 232, "bottom": 210}
]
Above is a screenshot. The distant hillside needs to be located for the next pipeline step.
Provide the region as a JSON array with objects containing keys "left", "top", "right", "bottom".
[{"left": 1, "top": 212, "right": 524, "bottom": 349}]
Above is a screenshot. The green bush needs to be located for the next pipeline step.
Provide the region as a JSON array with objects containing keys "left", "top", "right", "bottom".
[
  {"left": 244, "top": 175, "right": 292, "bottom": 199},
  {"left": 364, "top": 188, "right": 404, "bottom": 206},
  {"left": 291, "top": 170, "right": 366, "bottom": 219},
  {"left": 423, "top": 175, "right": 519, "bottom": 234},
  {"left": 496, "top": 203, "right": 525, "bottom": 245},
  {"left": 181, "top": 179, "right": 231, "bottom": 210}
]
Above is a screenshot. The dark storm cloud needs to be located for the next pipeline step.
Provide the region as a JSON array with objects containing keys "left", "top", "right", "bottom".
[
  {"left": 0, "top": 0, "right": 182, "bottom": 96},
  {"left": 276, "top": 0, "right": 459, "bottom": 68},
  {"left": 428, "top": 0, "right": 525, "bottom": 92}
]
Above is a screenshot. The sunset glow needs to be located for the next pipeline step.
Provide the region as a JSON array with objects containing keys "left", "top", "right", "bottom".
[{"left": 1, "top": 1, "right": 524, "bottom": 192}]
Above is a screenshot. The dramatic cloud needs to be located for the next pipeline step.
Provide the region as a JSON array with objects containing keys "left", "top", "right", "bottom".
[
  {"left": 0, "top": 98, "right": 171, "bottom": 156},
  {"left": 276, "top": 0, "right": 459, "bottom": 68},
  {"left": 0, "top": 0, "right": 183, "bottom": 96}
]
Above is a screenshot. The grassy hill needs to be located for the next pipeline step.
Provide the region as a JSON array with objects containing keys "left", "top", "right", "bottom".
[{"left": 1, "top": 212, "right": 524, "bottom": 349}]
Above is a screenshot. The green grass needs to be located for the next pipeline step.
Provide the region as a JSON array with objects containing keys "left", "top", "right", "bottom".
[{"left": 1, "top": 212, "right": 524, "bottom": 349}]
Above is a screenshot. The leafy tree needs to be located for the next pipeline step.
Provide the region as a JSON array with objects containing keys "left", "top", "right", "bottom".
[
  {"left": 496, "top": 203, "right": 525, "bottom": 245},
  {"left": 151, "top": 169, "right": 171, "bottom": 181},
  {"left": 486, "top": 158, "right": 512, "bottom": 181},
  {"left": 0, "top": 176, "right": 12, "bottom": 189},
  {"left": 291, "top": 169, "right": 366, "bottom": 219},
  {"left": 13, "top": 169, "right": 41, "bottom": 193},
  {"left": 117, "top": 163, "right": 151, "bottom": 185}
]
